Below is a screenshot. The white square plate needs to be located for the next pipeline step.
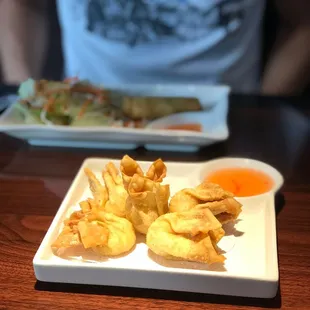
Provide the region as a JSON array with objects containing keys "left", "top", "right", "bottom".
[
  {"left": 0, "top": 84, "right": 230, "bottom": 152},
  {"left": 33, "top": 157, "right": 279, "bottom": 298}
]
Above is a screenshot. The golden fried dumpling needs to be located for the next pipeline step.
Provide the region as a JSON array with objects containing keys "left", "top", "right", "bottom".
[
  {"left": 120, "top": 155, "right": 144, "bottom": 190},
  {"left": 84, "top": 168, "right": 108, "bottom": 210},
  {"left": 52, "top": 210, "right": 136, "bottom": 256},
  {"left": 79, "top": 198, "right": 97, "bottom": 213},
  {"left": 169, "top": 182, "right": 242, "bottom": 224},
  {"left": 146, "top": 208, "right": 225, "bottom": 264},
  {"left": 146, "top": 158, "right": 167, "bottom": 183},
  {"left": 77, "top": 220, "right": 109, "bottom": 249},
  {"left": 102, "top": 162, "right": 128, "bottom": 218},
  {"left": 121, "top": 155, "right": 167, "bottom": 188},
  {"left": 193, "top": 198, "right": 242, "bottom": 224},
  {"left": 51, "top": 205, "right": 94, "bottom": 250},
  {"left": 169, "top": 182, "right": 232, "bottom": 212},
  {"left": 51, "top": 225, "right": 81, "bottom": 249},
  {"left": 126, "top": 174, "right": 170, "bottom": 234},
  {"left": 78, "top": 211, "right": 136, "bottom": 256}
]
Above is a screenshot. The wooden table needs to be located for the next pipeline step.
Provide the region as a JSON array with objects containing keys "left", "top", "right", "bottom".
[{"left": 1, "top": 95, "right": 310, "bottom": 310}]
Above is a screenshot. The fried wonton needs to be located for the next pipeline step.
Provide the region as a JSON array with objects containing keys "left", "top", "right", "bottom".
[
  {"left": 126, "top": 174, "right": 170, "bottom": 234},
  {"left": 79, "top": 211, "right": 136, "bottom": 256},
  {"left": 102, "top": 162, "right": 128, "bottom": 218},
  {"left": 120, "top": 155, "right": 167, "bottom": 188},
  {"left": 79, "top": 198, "right": 97, "bottom": 213},
  {"left": 145, "top": 158, "right": 167, "bottom": 183},
  {"left": 169, "top": 182, "right": 242, "bottom": 224},
  {"left": 51, "top": 224, "right": 81, "bottom": 249},
  {"left": 120, "top": 155, "right": 144, "bottom": 190},
  {"left": 52, "top": 209, "right": 136, "bottom": 257},
  {"left": 84, "top": 168, "right": 108, "bottom": 210},
  {"left": 146, "top": 208, "right": 225, "bottom": 264},
  {"left": 51, "top": 203, "right": 93, "bottom": 250}
]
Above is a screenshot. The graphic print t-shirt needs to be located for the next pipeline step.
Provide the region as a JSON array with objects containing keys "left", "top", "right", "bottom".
[{"left": 57, "top": 0, "right": 265, "bottom": 92}]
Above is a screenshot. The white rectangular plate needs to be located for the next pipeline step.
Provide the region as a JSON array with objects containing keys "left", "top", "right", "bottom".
[
  {"left": 0, "top": 84, "right": 230, "bottom": 152},
  {"left": 33, "top": 157, "right": 278, "bottom": 298}
]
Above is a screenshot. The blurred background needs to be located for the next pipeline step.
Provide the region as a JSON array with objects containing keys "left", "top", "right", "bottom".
[
  {"left": 2, "top": 1, "right": 275, "bottom": 84},
  {"left": 0, "top": 1, "right": 278, "bottom": 85},
  {"left": 0, "top": 0, "right": 309, "bottom": 96}
]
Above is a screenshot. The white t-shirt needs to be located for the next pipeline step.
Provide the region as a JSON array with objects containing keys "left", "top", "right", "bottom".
[{"left": 57, "top": 0, "right": 265, "bottom": 93}]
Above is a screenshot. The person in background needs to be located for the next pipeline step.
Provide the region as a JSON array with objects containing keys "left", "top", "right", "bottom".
[{"left": 0, "top": 0, "right": 310, "bottom": 96}]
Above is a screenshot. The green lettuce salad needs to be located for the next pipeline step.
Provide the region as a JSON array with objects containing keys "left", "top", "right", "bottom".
[{"left": 13, "top": 78, "right": 125, "bottom": 127}]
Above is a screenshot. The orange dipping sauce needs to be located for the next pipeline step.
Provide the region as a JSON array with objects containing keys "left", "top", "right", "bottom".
[
  {"left": 205, "top": 168, "right": 274, "bottom": 197},
  {"left": 165, "top": 123, "right": 202, "bottom": 132}
]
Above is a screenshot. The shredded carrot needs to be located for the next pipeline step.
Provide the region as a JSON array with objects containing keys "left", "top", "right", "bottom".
[{"left": 78, "top": 99, "right": 92, "bottom": 119}]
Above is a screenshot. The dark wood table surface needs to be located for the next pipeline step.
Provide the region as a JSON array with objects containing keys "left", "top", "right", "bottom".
[{"left": 0, "top": 95, "right": 310, "bottom": 310}]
